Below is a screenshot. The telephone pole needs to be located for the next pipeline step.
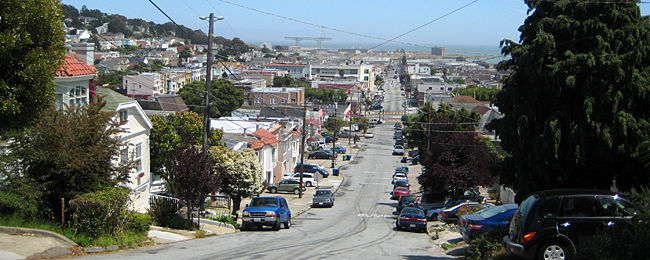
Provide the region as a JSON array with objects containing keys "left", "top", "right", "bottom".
[
  {"left": 200, "top": 13, "right": 223, "bottom": 155},
  {"left": 299, "top": 99, "right": 307, "bottom": 198},
  {"left": 332, "top": 101, "right": 337, "bottom": 168}
]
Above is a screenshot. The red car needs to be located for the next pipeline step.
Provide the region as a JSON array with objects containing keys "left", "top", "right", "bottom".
[{"left": 391, "top": 187, "right": 410, "bottom": 200}]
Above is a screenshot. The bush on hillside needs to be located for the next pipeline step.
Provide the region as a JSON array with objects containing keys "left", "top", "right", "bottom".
[
  {"left": 69, "top": 187, "right": 130, "bottom": 238},
  {"left": 147, "top": 196, "right": 181, "bottom": 228}
]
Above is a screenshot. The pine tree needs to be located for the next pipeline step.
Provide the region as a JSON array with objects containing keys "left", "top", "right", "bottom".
[{"left": 490, "top": 0, "right": 650, "bottom": 201}]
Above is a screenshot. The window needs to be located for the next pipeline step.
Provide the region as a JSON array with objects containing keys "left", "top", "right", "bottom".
[
  {"left": 364, "top": 69, "right": 369, "bottom": 73},
  {"left": 120, "top": 148, "right": 129, "bottom": 165},
  {"left": 598, "top": 196, "right": 638, "bottom": 216},
  {"left": 119, "top": 109, "right": 129, "bottom": 123},
  {"left": 134, "top": 143, "right": 142, "bottom": 173},
  {"left": 270, "top": 98, "right": 277, "bottom": 104},
  {"left": 291, "top": 98, "right": 296, "bottom": 103},
  {"left": 281, "top": 98, "right": 286, "bottom": 104},
  {"left": 440, "top": 87, "right": 444, "bottom": 90},
  {"left": 448, "top": 87, "right": 453, "bottom": 91},
  {"left": 364, "top": 76, "right": 369, "bottom": 81},
  {"left": 255, "top": 97, "right": 262, "bottom": 104},
  {"left": 560, "top": 197, "right": 597, "bottom": 217}
]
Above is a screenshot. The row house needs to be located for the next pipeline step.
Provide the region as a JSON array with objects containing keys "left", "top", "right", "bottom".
[
  {"left": 54, "top": 41, "right": 97, "bottom": 110},
  {"left": 407, "top": 64, "right": 432, "bottom": 76},
  {"left": 97, "top": 88, "right": 153, "bottom": 213},
  {"left": 55, "top": 39, "right": 154, "bottom": 213},
  {"left": 233, "top": 78, "right": 267, "bottom": 105},
  {"left": 123, "top": 73, "right": 164, "bottom": 99},
  {"left": 250, "top": 87, "right": 305, "bottom": 107},
  {"left": 241, "top": 69, "right": 288, "bottom": 86},
  {"left": 309, "top": 64, "right": 375, "bottom": 90},
  {"left": 264, "top": 63, "right": 308, "bottom": 78}
]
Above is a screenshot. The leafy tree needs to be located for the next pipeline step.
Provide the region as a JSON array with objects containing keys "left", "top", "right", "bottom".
[
  {"left": 119, "top": 45, "right": 139, "bottom": 55},
  {"left": 0, "top": 0, "right": 66, "bottom": 135},
  {"left": 451, "top": 78, "right": 465, "bottom": 84},
  {"left": 5, "top": 97, "right": 131, "bottom": 219},
  {"left": 338, "top": 69, "right": 345, "bottom": 78},
  {"left": 178, "top": 79, "right": 244, "bottom": 118},
  {"left": 178, "top": 49, "right": 192, "bottom": 60},
  {"left": 261, "top": 47, "right": 270, "bottom": 53},
  {"left": 209, "top": 146, "right": 263, "bottom": 216},
  {"left": 374, "top": 75, "right": 384, "bottom": 87},
  {"left": 150, "top": 111, "right": 222, "bottom": 196},
  {"left": 414, "top": 103, "right": 500, "bottom": 200},
  {"left": 324, "top": 116, "right": 348, "bottom": 134},
  {"left": 490, "top": 0, "right": 650, "bottom": 201},
  {"left": 217, "top": 37, "right": 250, "bottom": 60},
  {"left": 305, "top": 88, "right": 348, "bottom": 103},
  {"left": 171, "top": 145, "right": 218, "bottom": 228}
]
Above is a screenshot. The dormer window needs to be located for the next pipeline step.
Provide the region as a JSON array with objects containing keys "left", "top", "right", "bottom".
[{"left": 119, "top": 109, "right": 129, "bottom": 123}]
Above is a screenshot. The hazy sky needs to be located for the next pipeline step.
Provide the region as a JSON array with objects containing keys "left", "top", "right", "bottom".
[{"left": 61, "top": 0, "right": 650, "bottom": 51}]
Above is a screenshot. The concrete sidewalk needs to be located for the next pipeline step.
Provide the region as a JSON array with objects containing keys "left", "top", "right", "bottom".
[{"left": 0, "top": 226, "right": 77, "bottom": 260}]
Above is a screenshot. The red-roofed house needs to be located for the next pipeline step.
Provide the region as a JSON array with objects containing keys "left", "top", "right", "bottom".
[
  {"left": 248, "top": 128, "right": 279, "bottom": 184},
  {"left": 54, "top": 51, "right": 98, "bottom": 110}
]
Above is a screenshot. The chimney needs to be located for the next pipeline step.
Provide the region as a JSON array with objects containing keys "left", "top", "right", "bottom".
[{"left": 69, "top": 30, "right": 94, "bottom": 66}]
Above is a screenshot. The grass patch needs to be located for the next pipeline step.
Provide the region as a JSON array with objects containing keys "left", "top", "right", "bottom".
[
  {"left": 441, "top": 243, "right": 457, "bottom": 250},
  {"left": 0, "top": 214, "right": 150, "bottom": 248},
  {"left": 195, "top": 229, "right": 206, "bottom": 238}
]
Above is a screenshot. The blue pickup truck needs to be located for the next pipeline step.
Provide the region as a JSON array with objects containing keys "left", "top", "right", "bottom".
[{"left": 240, "top": 197, "right": 291, "bottom": 231}]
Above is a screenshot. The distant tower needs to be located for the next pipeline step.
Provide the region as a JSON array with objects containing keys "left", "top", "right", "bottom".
[{"left": 431, "top": 46, "right": 446, "bottom": 56}]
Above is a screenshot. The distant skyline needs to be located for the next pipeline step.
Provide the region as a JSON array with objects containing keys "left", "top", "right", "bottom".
[{"left": 62, "top": 0, "right": 650, "bottom": 54}]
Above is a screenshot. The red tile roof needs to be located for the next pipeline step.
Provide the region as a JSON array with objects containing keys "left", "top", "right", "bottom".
[
  {"left": 55, "top": 52, "right": 97, "bottom": 77},
  {"left": 249, "top": 128, "right": 279, "bottom": 150}
]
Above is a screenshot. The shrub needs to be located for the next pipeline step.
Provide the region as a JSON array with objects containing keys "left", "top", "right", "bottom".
[
  {"left": 69, "top": 187, "right": 130, "bottom": 238},
  {"left": 214, "top": 215, "right": 238, "bottom": 228},
  {"left": 465, "top": 228, "right": 508, "bottom": 260},
  {"left": 124, "top": 211, "right": 151, "bottom": 234},
  {"left": 169, "top": 214, "right": 191, "bottom": 230},
  {"left": 147, "top": 196, "right": 180, "bottom": 228}
]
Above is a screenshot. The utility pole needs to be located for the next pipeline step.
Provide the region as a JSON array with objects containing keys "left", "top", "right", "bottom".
[
  {"left": 299, "top": 99, "right": 307, "bottom": 198},
  {"left": 332, "top": 101, "right": 337, "bottom": 168},
  {"left": 200, "top": 13, "right": 224, "bottom": 155}
]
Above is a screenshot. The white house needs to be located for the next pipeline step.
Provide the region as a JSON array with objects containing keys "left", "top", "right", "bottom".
[{"left": 97, "top": 88, "right": 153, "bottom": 213}]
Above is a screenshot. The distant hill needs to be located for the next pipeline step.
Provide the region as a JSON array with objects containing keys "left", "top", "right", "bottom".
[{"left": 62, "top": 4, "right": 243, "bottom": 46}]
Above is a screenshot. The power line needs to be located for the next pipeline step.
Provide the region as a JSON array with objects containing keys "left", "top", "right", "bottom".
[
  {"left": 204, "top": 0, "right": 240, "bottom": 37},
  {"left": 369, "top": 0, "right": 481, "bottom": 50}
]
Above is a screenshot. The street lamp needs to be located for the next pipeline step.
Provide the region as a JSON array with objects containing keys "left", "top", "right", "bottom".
[{"left": 200, "top": 13, "right": 224, "bottom": 155}]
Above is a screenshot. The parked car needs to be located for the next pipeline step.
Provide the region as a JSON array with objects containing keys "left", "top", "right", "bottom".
[
  {"left": 241, "top": 197, "right": 291, "bottom": 231},
  {"left": 328, "top": 146, "right": 347, "bottom": 154},
  {"left": 266, "top": 179, "right": 306, "bottom": 195},
  {"left": 392, "top": 173, "right": 407, "bottom": 183},
  {"left": 426, "top": 199, "right": 469, "bottom": 220},
  {"left": 364, "top": 132, "right": 374, "bottom": 138},
  {"left": 395, "top": 166, "right": 409, "bottom": 175},
  {"left": 292, "top": 173, "right": 315, "bottom": 187},
  {"left": 308, "top": 150, "right": 336, "bottom": 159},
  {"left": 282, "top": 173, "right": 293, "bottom": 180},
  {"left": 459, "top": 204, "right": 518, "bottom": 243},
  {"left": 396, "top": 206, "right": 428, "bottom": 233},
  {"left": 397, "top": 194, "right": 419, "bottom": 212},
  {"left": 408, "top": 150, "right": 419, "bottom": 158},
  {"left": 503, "top": 189, "right": 640, "bottom": 260},
  {"left": 393, "top": 180, "right": 410, "bottom": 190},
  {"left": 392, "top": 145, "right": 405, "bottom": 155},
  {"left": 294, "top": 163, "right": 329, "bottom": 178},
  {"left": 439, "top": 202, "right": 488, "bottom": 224},
  {"left": 325, "top": 135, "right": 337, "bottom": 143},
  {"left": 391, "top": 186, "right": 410, "bottom": 200},
  {"left": 394, "top": 122, "right": 403, "bottom": 130},
  {"left": 393, "top": 132, "right": 403, "bottom": 139},
  {"left": 338, "top": 132, "right": 351, "bottom": 138},
  {"left": 312, "top": 189, "right": 335, "bottom": 208}
]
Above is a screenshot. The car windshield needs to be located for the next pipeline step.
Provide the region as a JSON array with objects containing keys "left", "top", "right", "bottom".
[
  {"left": 401, "top": 207, "right": 424, "bottom": 215},
  {"left": 395, "top": 187, "right": 408, "bottom": 192},
  {"left": 401, "top": 196, "right": 415, "bottom": 202},
  {"left": 395, "top": 146, "right": 403, "bottom": 149},
  {"left": 315, "top": 190, "right": 331, "bottom": 197},
  {"left": 479, "top": 205, "right": 511, "bottom": 219},
  {"left": 394, "top": 174, "right": 406, "bottom": 178},
  {"left": 251, "top": 198, "right": 278, "bottom": 207}
]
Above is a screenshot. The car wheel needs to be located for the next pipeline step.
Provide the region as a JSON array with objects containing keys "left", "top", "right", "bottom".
[
  {"left": 294, "top": 188, "right": 300, "bottom": 195},
  {"left": 284, "top": 217, "right": 291, "bottom": 229},
  {"left": 272, "top": 219, "right": 281, "bottom": 231},
  {"left": 270, "top": 187, "right": 277, "bottom": 193},
  {"left": 538, "top": 243, "right": 571, "bottom": 260},
  {"left": 306, "top": 181, "right": 312, "bottom": 187}
]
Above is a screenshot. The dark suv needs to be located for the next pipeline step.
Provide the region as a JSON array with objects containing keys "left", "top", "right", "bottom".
[{"left": 503, "top": 189, "right": 640, "bottom": 260}]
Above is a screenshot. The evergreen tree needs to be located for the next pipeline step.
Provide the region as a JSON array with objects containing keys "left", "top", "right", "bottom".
[
  {"left": 490, "top": 0, "right": 650, "bottom": 201},
  {"left": 177, "top": 79, "right": 244, "bottom": 118}
]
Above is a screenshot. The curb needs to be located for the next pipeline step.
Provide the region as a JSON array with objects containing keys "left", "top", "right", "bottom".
[{"left": 0, "top": 226, "right": 77, "bottom": 247}]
